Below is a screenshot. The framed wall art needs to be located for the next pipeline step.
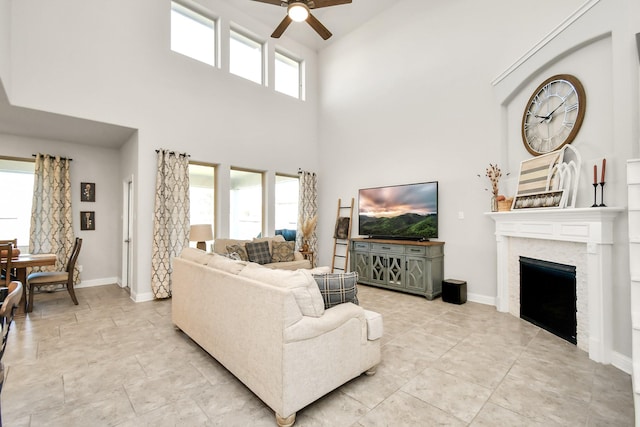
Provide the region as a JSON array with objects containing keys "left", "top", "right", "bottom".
[
  {"left": 81, "top": 211, "right": 95, "bottom": 230},
  {"left": 81, "top": 182, "right": 95, "bottom": 202}
]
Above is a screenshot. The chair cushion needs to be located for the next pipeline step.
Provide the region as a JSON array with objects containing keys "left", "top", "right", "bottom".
[
  {"left": 312, "top": 272, "right": 359, "bottom": 309},
  {"left": 245, "top": 241, "right": 271, "bottom": 265},
  {"left": 27, "top": 271, "right": 69, "bottom": 285}
]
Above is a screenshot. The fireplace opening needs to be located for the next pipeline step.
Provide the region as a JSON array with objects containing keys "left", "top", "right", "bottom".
[{"left": 520, "top": 256, "right": 577, "bottom": 345}]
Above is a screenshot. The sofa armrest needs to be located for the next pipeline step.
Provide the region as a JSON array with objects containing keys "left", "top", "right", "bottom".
[{"left": 284, "top": 303, "right": 365, "bottom": 343}]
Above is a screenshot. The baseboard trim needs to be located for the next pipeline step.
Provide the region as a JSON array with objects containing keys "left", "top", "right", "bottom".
[
  {"left": 467, "top": 293, "right": 496, "bottom": 306},
  {"left": 131, "top": 290, "right": 155, "bottom": 303},
  {"left": 76, "top": 277, "right": 118, "bottom": 288},
  {"left": 611, "top": 351, "right": 632, "bottom": 375}
]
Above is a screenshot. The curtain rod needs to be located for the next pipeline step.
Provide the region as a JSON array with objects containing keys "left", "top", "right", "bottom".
[
  {"left": 32, "top": 154, "right": 73, "bottom": 161},
  {"left": 155, "top": 149, "right": 190, "bottom": 157},
  {"left": 298, "top": 168, "right": 316, "bottom": 176}
]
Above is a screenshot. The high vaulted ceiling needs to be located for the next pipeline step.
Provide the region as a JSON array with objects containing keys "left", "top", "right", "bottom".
[{"left": 0, "top": 0, "right": 398, "bottom": 148}]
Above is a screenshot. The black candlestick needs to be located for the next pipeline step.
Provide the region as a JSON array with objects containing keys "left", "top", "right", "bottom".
[
  {"left": 599, "top": 182, "right": 606, "bottom": 207},
  {"left": 591, "top": 183, "right": 598, "bottom": 207}
]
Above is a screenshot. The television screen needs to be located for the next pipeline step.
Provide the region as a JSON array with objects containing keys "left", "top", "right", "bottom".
[{"left": 358, "top": 181, "right": 438, "bottom": 240}]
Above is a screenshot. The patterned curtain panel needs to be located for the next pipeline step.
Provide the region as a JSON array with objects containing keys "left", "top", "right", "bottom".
[
  {"left": 151, "top": 150, "right": 190, "bottom": 299},
  {"left": 297, "top": 170, "right": 318, "bottom": 267},
  {"left": 29, "top": 154, "right": 77, "bottom": 287}
]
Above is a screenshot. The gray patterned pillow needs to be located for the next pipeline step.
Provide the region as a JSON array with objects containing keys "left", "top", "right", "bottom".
[
  {"left": 312, "top": 272, "right": 359, "bottom": 309},
  {"left": 271, "top": 241, "right": 295, "bottom": 263},
  {"left": 226, "top": 244, "right": 248, "bottom": 261},
  {"left": 245, "top": 241, "right": 271, "bottom": 265}
]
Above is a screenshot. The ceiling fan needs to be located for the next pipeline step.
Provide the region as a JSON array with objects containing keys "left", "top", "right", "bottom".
[{"left": 251, "top": 0, "right": 352, "bottom": 40}]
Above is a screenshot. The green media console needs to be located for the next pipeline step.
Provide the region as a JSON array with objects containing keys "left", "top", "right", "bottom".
[{"left": 350, "top": 238, "right": 444, "bottom": 300}]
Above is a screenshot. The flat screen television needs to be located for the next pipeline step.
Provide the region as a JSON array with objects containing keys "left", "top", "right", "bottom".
[{"left": 358, "top": 181, "right": 438, "bottom": 241}]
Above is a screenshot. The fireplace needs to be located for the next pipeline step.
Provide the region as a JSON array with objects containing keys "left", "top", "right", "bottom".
[
  {"left": 487, "top": 207, "right": 623, "bottom": 364},
  {"left": 519, "top": 256, "right": 577, "bottom": 345}
]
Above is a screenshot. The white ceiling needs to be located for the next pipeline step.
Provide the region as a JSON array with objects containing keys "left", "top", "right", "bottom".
[
  {"left": 223, "top": 0, "right": 398, "bottom": 51},
  {"left": 0, "top": 0, "right": 397, "bottom": 148}
]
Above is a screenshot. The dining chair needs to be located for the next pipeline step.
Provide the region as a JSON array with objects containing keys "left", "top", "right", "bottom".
[
  {"left": 27, "top": 238, "right": 82, "bottom": 313},
  {"left": 0, "top": 240, "right": 17, "bottom": 284},
  {"left": 0, "top": 281, "right": 23, "bottom": 427},
  {"left": 0, "top": 244, "right": 14, "bottom": 287}
]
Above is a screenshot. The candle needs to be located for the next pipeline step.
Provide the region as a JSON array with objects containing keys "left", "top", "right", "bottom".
[
  {"left": 593, "top": 164, "right": 597, "bottom": 184},
  {"left": 601, "top": 158, "right": 606, "bottom": 184}
]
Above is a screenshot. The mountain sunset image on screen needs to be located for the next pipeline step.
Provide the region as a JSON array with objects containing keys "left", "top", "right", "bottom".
[{"left": 358, "top": 182, "right": 438, "bottom": 240}]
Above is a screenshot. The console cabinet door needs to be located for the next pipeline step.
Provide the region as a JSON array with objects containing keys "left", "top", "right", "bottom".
[
  {"left": 405, "top": 256, "right": 427, "bottom": 292},
  {"left": 370, "top": 253, "right": 404, "bottom": 288},
  {"left": 353, "top": 251, "right": 369, "bottom": 281}
]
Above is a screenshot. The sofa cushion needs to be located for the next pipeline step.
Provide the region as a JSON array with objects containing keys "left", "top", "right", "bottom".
[
  {"left": 180, "top": 247, "right": 213, "bottom": 264},
  {"left": 226, "top": 244, "right": 249, "bottom": 262},
  {"left": 312, "top": 272, "right": 359, "bottom": 309},
  {"left": 246, "top": 241, "right": 271, "bottom": 265},
  {"left": 207, "top": 253, "right": 247, "bottom": 275},
  {"left": 239, "top": 264, "right": 325, "bottom": 317},
  {"left": 271, "top": 241, "right": 295, "bottom": 263}
]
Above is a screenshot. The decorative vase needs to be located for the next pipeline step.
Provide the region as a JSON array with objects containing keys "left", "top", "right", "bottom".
[
  {"left": 490, "top": 195, "right": 498, "bottom": 212},
  {"left": 301, "top": 241, "right": 309, "bottom": 252}
]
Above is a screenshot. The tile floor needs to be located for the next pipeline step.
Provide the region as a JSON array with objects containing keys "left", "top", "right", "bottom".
[{"left": 1, "top": 283, "right": 634, "bottom": 426}]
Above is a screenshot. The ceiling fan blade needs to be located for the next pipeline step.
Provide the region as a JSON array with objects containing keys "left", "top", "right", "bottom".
[
  {"left": 306, "top": 12, "right": 332, "bottom": 40},
  {"left": 312, "top": 0, "right": 352, "bottom": 8},
  {"left": 251, "top": 0, "right": 285, "bottom": 5},
  {"left": 271, "top": 15, "right": 293, "bottom": 38}
]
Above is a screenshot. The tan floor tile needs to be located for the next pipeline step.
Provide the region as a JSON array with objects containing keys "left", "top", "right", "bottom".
[{"left": 0, "top": 283, "right": 633, "bottom": 425}]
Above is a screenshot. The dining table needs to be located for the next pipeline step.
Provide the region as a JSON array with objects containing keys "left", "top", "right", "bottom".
[{"left": 2, "top": 253, "right": 57, "bottom": 314}]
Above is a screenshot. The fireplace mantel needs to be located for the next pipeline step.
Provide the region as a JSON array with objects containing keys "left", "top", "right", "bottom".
[{"left": 486, "top": 207, "right": 624, "bottom": 364}]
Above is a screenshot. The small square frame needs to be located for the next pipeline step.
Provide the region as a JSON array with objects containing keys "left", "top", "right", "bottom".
[
  {"left": 81, "top": 182, "right": 95, "bottom": 202},
  {"left": 81, "top": 211, "right": 95, "bottom": 230}
]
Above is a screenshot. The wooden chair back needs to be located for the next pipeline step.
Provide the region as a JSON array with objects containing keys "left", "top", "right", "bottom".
[
  {"left": 0, "top": 281, "right": 22, "bottom": 360},
  {"left": 0, "top": 244, "right": 13, "bottom": 287}
]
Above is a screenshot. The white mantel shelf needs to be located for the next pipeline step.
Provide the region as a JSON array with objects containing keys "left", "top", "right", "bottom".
[
  {"left": 485, "top": 207, "right": 625, "bottom": 244},
  {"left": 486, "top": 206, "right": 625, "bottom": 364}
]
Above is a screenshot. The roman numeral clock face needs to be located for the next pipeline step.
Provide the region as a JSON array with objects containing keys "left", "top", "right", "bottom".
[{"left": 521, "top": 74, "right": 586, "bottom": 156}]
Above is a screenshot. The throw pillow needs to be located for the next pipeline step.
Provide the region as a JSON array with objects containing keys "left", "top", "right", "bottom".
[
  {"left": 245, "top": 241, "right": 271, "bottom": 265},
  {"left": 239, "top": 264, "right": 325, "bottom": 317},
  {"left": 207, "top": 254, "right": 246, "bottom": 275},
  {"left": 271, "top": 241, "right": 295, "bottom": 263},
  {"left": 312, "top": 272, "right": 359, "bottom": 309},
  {"left": 226, "top": 244, "right": 248, "bottom": 261}
]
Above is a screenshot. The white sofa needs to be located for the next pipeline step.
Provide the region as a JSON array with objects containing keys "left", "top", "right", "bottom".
[
  {"left": 212, "top": 235, "right": 311, "bottom": 270},
  {"left": 172, "top": 248, "right": 382, "bottom": 426}
]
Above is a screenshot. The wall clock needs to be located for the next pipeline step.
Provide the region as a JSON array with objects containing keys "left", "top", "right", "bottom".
[{"left": 521, "top": 74, "right": 586, "bottom": 156}]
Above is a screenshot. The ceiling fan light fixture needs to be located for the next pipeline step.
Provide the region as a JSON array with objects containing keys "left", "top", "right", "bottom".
[{"left": 287, "top": 3, "right": 309, "bottom": 22}]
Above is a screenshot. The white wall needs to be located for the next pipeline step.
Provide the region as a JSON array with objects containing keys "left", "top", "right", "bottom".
[
  {"left": 317, "top": 0, "right": 638, "bottom": 362},
  {"left": 0, "top": 134, "right": 120, "bottom": 284},
  {"left": 3, "top": 0, "right": 321, "bottom": 300}
]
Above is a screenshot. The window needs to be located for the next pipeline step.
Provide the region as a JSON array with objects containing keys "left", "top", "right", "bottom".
[
  {"left": 229, "top": 169, "right": 263, "bottom": 239},
  {"left": 275, "top": 174, "right": 299, "bottom": 233},
  {"left": 189, "top": 163, "right": 215, "bottom": 247},
  {"left": 0, "top": 158, "right": 34, "bottom": 251},
  {"left": 275, "top": 51, "right": 302, "bottom": 99},
  {"left": 229, "top": 29, "right": 263, "bottom": 84},
  {"left": 171, "top": 2, "right": 216, "bottom": 67}
]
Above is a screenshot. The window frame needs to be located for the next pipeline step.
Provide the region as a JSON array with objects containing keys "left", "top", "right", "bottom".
[
  {"left": 188, "top": 161, "right": 217, "bottom": 241},
  {"left": 275, "top": 50, "right": 304, "bottom": 99},
  {"left": 229, "top": 167, "right": 265, "bottom": 240},
  {"left": 0, "top": 156, "right": 35, "bottom": 252},
  {"left": 170, "top": 1, "right": 218, "bottom": 67},
  {"left": 229, "top": 27, "right": 265, "bottom": 85}
]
